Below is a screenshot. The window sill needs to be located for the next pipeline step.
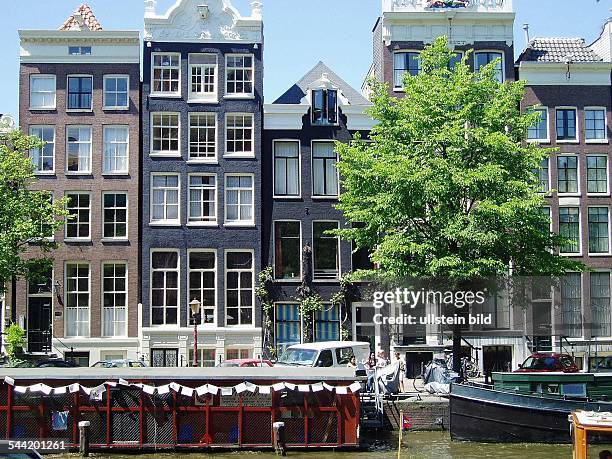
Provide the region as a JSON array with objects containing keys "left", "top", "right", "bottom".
[
  {"left": 186, "top": 222, "right": 218, "bottom": 227},
  {"left": 557, "top": 193, "right": 581, "bottom": 198},
  {"left": 102, "top": 106, "right": 130, "bottom": 111},
  {"left": 224, "top": 222, "right": 256, "bottom": 228},
  {"left": 101, "top": 238, "right": 129, "bottom": 243},
  {"left": 149, "top": 222, "right": 181, "bottom": 227},
  {"left": 273, "top": 195, "right": 302, "bottom": 200},
  {"left": 187, "top": 159, "right": 218, "bottom": 165},
  {"left": 65, "top": 171, "right": 92, "bottom": 176},
  {"left": 102, "top": 172, "right": 130, "bottom": 177},
  {"left": 556, "top": 140, "right": 579, "bottom": 144},
  {"left": 312, "top": 195, "right": 339, "bottom": 200},
  {"left": 312, "top": 278, "right": 340, "bottom": 283},
  {"left": 224, "top": 94, "right": 255, "bottom": 100},
  {"left": 66, "top": 109, "right": 93, "bottom": 113},
  {"left": 560, "top": 252, "right": 583, "bottom": 257},
  {"left": 527, "top": 139, "right": 550, "bottom": 144},
  {"left": 29, "top": 106, "right": 57, "bottom": 111},
  {"left": 188, "top": 97, "right": 218, "bottom": 104},
  {"left": 586, "top": 193, "right": 610, "bottom": 197},
  {"left": 34, "top": 171, "right": 56, "bottom": 176},
  {"left": 586, "top": 139, "right": 609, "bottom": 144},
  {"left": 150, "top": 152, "right": 182, "bottom": 158},
  {"left": 588, "top": 252, "right": 612, "bottom": 257},
  {"left": 223, "top": 154, "right": 256, "bottom": 159},
  {"left": 150, "top": 93, "right": 182, "bottom": 99},
  {"left": 274, "top": 278, "right": 302, "bottom": 283},
  {"left": 64, "top": 238, "right": 92, "bottom": 243}
]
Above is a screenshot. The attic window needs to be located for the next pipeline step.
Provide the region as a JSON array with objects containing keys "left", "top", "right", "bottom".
[
  {"left": 312, "top": 89, "right": 337, "bottom": 125},
  {"left": 69, "top": 46, "right": 92, "bottom": 56}
]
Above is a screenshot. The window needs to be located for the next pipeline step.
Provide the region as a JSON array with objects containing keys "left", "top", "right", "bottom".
[
  {"left": 103, "top": 192, "right": 128, "bottom": 240},
  {"left": 151, "top": 174, "right": 180, "bottom": 224},
  {"left": 225, "top": 175, "right": 254, "bottom": 225},
  {"left": 560, "top": 273, "right": 582, "bottom": 338},
  {"left": 188, "top": 251, "right": 216, "bottom": 325},
  {"left": 274, "top": 141, "right": 300, "bottom": 197},
  {"left": 591, "top": 273, "right": 611, "bottom": 338},
  {"left": 312, "top": 142, "right": 338, "bottom": 197},
  {"left": 189, "top": 113, "right": 216, "bottom": 161},
  {"left": 65, "top": 192, "right": 90, "bottom": 240},
  {"left": 474, "top": 51, "right": 504, "bottom": 82},
  {"left": 449, "top": 52, "right": 463, "bottom": 70},
  {"left": 314, "top": 304, "right": 340, "bottom": 342},
  {"left": 151, "top": 251, "right": 179, "bottom": 326},
  {"left": 69, "top": 46, "right": 91, "bottom": 55},
  {"left": 30, "top": 75, "right": 56, "bottom": 110},
  {"left": 225, "top": 54, "right": 254, "bottom": 96},
  {"left": 589, "top": 207, "right": 609, "bottom": 254},
  {"left": 559, "top": 207, "right": 580, "bottom": 254},
  {"left": 585, "top": 108, "right": 607, "bottom": 141},
  {"left": 274, "top": 221, "right": 301, "bottom": 280},
  {"left": 34, "top": 191, "right": 55, "bottom": 241},
  {"left": 528, "top": 108, "right": 548, "bottom": 141},
  {"left": 103, "top": 126, "right": 129, "bottom": 174},
  {"left": 315, "top": 350, "right": 333, "bottom": 367},
  {"left": 226, "top": 348, "right": 251, "bottom": 360},
  {"left": 65, "top": 262, "right": 90, "bottom": 337},
  {"left": 189, "top": 54, "right": 217, "bottom": 101},
  {"left": 67, "top": 76, "right": 93, "bottom": 110},
  {"left": 225, "top": 114, "right": 254, "bottom": 156},
  {"left": 188, "top": 174, "right": 216, "bottom": 224},
  {"left": 103, "top": 76, "right": 129, "bottom": 109},
  {"left": 152, "top": 53, "right": 180, "bottom": 95},
  {"left": 225, "top": 251, "right": 254, "bottom": 326},
  {"left": 536, "top": 157, "right": 549, "bottom": 192},
  {"left": 353, "top": 303, "right": 376, "bottom": 351},
  {"left": 556, "top": 108, "right": 577, "bottom": 141},
  {"left": 393, "top": 51, "right": 420, "bottom": 88},
  {"left": 557, "top": 155, "right": 578, "bottom": 194},
  {"left": 66, "top": 126, "right": 92, "bottom": 173},
  {"left": 151, "top": 113, "right": 180, "bottom": 155},
  {"left": 29, "top": 126, "right": 55, "bottom": 173},
  {"left": 482, "top": 294, "right": 510, "bottom": 330},
  {"left": 275, "top": 304, "right": 301, "bottom": 354},
  {"left": 311, "top": 89, "right": 338, "bottom": 125},
  {"left": 313, "top": 221, "right": 340, "bottom": 280},
  {"left": 102, "top": 262, "right": 127, "bottom": 337},
  {"left": 587, "top": 155, "right": 608, "bottom": 194},
  {"left": 189, "top": 348, "right": 216, "bottom": 367}
]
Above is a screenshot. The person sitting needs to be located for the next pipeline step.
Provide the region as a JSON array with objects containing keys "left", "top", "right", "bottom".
[{"left": 347, "top": 356, "right": 357, "bottom": 368}]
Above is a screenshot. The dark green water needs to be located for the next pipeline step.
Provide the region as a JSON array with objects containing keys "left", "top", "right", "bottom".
[{"left": 48, "top": 431, "right": 575, "bottom": 459}]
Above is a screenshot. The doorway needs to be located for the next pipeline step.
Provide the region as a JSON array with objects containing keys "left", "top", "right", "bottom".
[{"left": 483, "top": 345, "right": 513, "bottom": 374}]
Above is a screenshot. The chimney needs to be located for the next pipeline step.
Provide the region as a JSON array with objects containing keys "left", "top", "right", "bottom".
[
  {"left": 251, "top": 1, "right": 262, "bottom": 20},
  {"left": 145, "top": 0, "right": 157, "bottom": 17},
  {"left": 522, "top": 23, "right": 530, "bottom": 43}
]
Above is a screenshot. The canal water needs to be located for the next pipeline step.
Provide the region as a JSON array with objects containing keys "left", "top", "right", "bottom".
[{"left": 49, "top": 431, "right": 576, "bottom": 459}]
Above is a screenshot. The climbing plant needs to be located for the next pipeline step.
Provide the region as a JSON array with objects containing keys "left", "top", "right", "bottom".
[
  {"left": 255, "top": 266, "right": 275, "bottom": 357},
  {"left": 5, "top": 323, "right": 27, "bottom": 367}
]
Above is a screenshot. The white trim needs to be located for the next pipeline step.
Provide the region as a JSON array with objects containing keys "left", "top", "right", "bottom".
[
  {"left": 150, "top": 112, "right": 181, "bottom": 157},
  {"left": 584, "top": 106, "right": 609, "bottom": 144},
  {"left": 150, "top": 172, "right": 181, "bottom": 225},
  {"left": 224, "top": 173, "right": 255, "bottom": 226},
  {"left": 25, "top": 267, "right": 54, "bottom": 352},
  {"left": 64, "top": 191, "right": 91, "bottom": 242},
  {"left": 102, "top": 124, "right": 130, "bottom": 175},
  {"left": 224, "top": 249, "right": 255, "bottom": 328},
  {"left": 474, "top": 49, "right": 505, "bottom": 83},
  {"left": 29, "top": 125, "right": 56, "bottom": 175},
  {"left": 311, "top": 140, "right": 339, "bottom": 199},
  {"left": 187, "top": 248, "right": 218, "bottom": 328},
  {"left": 29, "top": 74, "right": 56, "bottom": 111},
  {"left": 65, "top": 125, "right": 92, "bottom": 175},
  {"left": 272, "top": 220, "right": 302, "bottom": 282},
  {"left": 103, "top": 74, "right": 130, "bottom": 111},
  {"left": 150, "top": 248, "right": 180, "bottom": 327},
  {"left": 558, "top": 205, "right": 582, "bottom": 257},
  {"left": 555, "top": 106, "right": 579, "bottom": 144},
  {"left": 272, "top": 139, "right": 301, "bottom": 199},
  {"left": 224, "top": 112, "right": 255, "bottom": 158},
  {"left": 392, "top": 49, "right": 421, "bottom": 91},
  {"left": 586, "top": 154, "right": 610, "bottom": 196},
  {"left": 101, "top": 191, "right": 129, "bottom": 241},
  {"left": 224, "top": 53, "right": 255, "bottom": 98},
  {"left": 526, "top": 106, "right": 550, "bottom": 144},
  {"left": 312, "top": 220, "right": 341, "bottom": 282},
  {"left": 150, "top": 52, "right": 182, "bottom": 98},
  {"left": 188, "top": 53, "right": 218, "bottom": 104},
  {"left": 556, "top": 153, "right": 581, "bottom": 197},
  {"left": 100, "top": 261, "right": 129, "bottom": 338},
  {"left": 66, "top": 74, "right": 93, "bottom": 112},
  {"left": 187, "top": 172, "right": 218, "bottom": 226},
  {"left": 188, "top": 112, "right": 217, "bottom": 162},
  {"left": 587, "top": 206, "right": 612, "bottom": 256},
  {"left": 64, "top": 261, "right": 91, "bottom": 338}
]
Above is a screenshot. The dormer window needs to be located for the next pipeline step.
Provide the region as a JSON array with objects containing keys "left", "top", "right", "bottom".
[
  {"left": 312, "top": 89, "right": 337, "bottom": 125},
  {"left": 69, "top": 46, "right": 92, "bottom": 56}
]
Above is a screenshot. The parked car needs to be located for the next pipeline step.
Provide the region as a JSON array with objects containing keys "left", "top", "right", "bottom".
[
  {"left": 275, "top": 341, "right": 370, "bottom": 368},
  {"left": 217, "top": 358, "right": 273, "bottom": 368},
  {"left": 92, "top": 359, "right": 147, "bottom": 368},
  {"left": 514, "top": 353, "right": 579, "bottom": 373},
  {"left": 36, "top": 359, "right": 78, "bottom": 368}
]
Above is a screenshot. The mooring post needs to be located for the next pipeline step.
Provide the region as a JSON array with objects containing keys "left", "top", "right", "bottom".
[
  {"left": 273, "top": 421, "right": 286, "bottom": 456},
  {"left": 78, "top": 420, "right": 91, "bottom": 457}
]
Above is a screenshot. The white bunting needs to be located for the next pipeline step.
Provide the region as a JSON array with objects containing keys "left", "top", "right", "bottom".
[
  {"left": 322, "top": 383, "right": 335, "bottom": 392},
  {"left": 245, "top": 382, "right": 257, "bottom": 393},
  {"left": 311, "top": 382, "right": 324, "bottom": 392},
  {"left": 4, "top": 376, "right": 15, "bottom": 386},
  {"left": 53, "top": 386, "right": 67, "bottom": 395},
  {"left": 69, "top": 383, "right": 80, "bottom": 394},
  {"left": 348, "top": 382, "right": 362, "bottom": 393},
  {"left": 181, "top": 386, "right": 194, "bottom": 397},
  {"left": 207, "top": 384, "right": 219, "bottom": 395},
  {"left": 169, "top": 382, "right": 182, "bottom": 392},
  {"left": 221, "top": 387, "right": 233, "bottom": 396},
  {"left": 132, "top": 383, "right": 144, "bottom": 389},
  {"left": 81, "top": 386, "right": 92, "bottom": 396},
  {"left": 15, "top": 386, "right": 27, "bottom": 394},
  {"left": 336, "top": 386, "right": 348, "bottom": 395},
  {"left": 298, "top": 384, "right": 310, "bottom": 393},
  {"left": 157, "top": 385, "right": 170, "bottom": 395},
  {"left": 40, "top": 384, "right": 53, "bottom": 395},
  {"left": 142, "top": 384, "right": 156, "bottom": 395},
  {"left": 29, "top": 383, "right": 42, "bottom": 393},
  {"left": 196, "top": 385, "right": 208, "bottom": 396},
  {"left": 235, "top": 383, "right": 247, "bottom": 394},
  {"left": 258, "top": 385, "right": 271, "bottom": 394},
  {"left": 272, "top": 382, "right": 285, "bottom": 392},
  {"left": 284, "top": 383, "right": 297, "bottom": 391},
  {"left": 118, "top": 379, "right": 129, "bottom": 386},
  {"left": 89, "top": 385, "right": 106, "bottom": 401}
]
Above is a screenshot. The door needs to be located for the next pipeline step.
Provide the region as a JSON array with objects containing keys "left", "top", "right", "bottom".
[
  {"left": 405, "top": 352, "right": 433, "bottom": 378},
  {"left": 27, "top": 297, "right": 52, "bottom": 352},
  {"left": 151, "top": 348, "right": 179, "bottom": 367},
  {"left": 483, "top": 345, "right": 512, "bottom": 374}
]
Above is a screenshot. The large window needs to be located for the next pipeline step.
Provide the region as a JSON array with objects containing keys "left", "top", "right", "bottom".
[
  {"left": 474, "top": 51, "right": 503, "bottom": 82},
  {"left": 65, "top": 192, "right": 90, "bottom": 240},
  {"left": 588, "top": 207, "right": 609, "bottom": 254},
  {"left": 67, "top": 76, "right": 93, "bottom": 110},
  {"left": 275, "top": 303, "right": 301, "bottom": 354},
  {"left": 527, "top": 107, "right": 548, "bottom": 141},
  {"left": 556, "top": 108, "right": 577, "bottom": 141},
  {"left": 482, "top": 294, "right": 510, "bottom": 330},
  {"left": 152, "top": 53, "right": 180, "bottom": 95},
  {"left": 189, "top": 54, "right": 217, "bottom": 101},
  {"left": 188, "top": 174, "right": 216, "bottom": 224},
  {"left": 151, "top": 113, "right": 180, "bottom": 155},
  {"left": 189, "top": 113, "right": 216, "bottom": 161},
  {"left": 559, "top": 207, "right": 580, "bottom": 254},
  {"left": 587, "top": 155, "right": 608, "bottom": 194},
  {"left": 311, "top": 89, "right": 338, "bottom": 125},
  {"left": 312, "top": 142, "right": 338, "bottom": 197},
  {"left": 274, "top": 141, "right": 300, "bottom": 197},
  {"left": 65, "top": 262, "right": 90, "bottom": 337},
  {"left": 151, "top": 174, "right": 180, "bottom": 224},
  {"left": 536, "top": 157, "right": 549, "bottom": 192},
  {"left": 225, "top": 114, "right": 254, "bottom": 156},
  {"left": 225, "top": 251, "right": 254, "bottom": 326},
  {"left": 591, "top": 273, "right": 611, "bottom": 338},
  {"left": 313, "top": 221, "right": 340, "bottom": 280},
  {"left": 151, "top": 251, "right": 179, "bottom": 326},
  {"left": 274, "top": 221, "right": 301, "bottom": 280},
  {"left": 225, "top": 175, "right": 254, "bottom": 225},
  {"left": 585, "top": 108, "right": 607, "bottom": 141},
  {"left": 188, "top": 251, "right": 216, "bottom": 325},
  {"left": 189, "top": 348, "right": 216, "bottom": 367},
  {"left": 103, "top": 192, "right": 128, "bottom": 240},
  {"left": 29, "top": 126, "right": 55, "bottom": 173},
  {"left": 393, "top": 51, "right": 420, "bottom": 88},
  {"left": 103, "top": 75, "right": 129, "bottom": 109},
  {"left": 30, "top": 75, "right": 56, "bottom": 110},
  {"left": 560, "top": 273, "right": 582, "bottom": 338},
  {"left": 102, "top": 262, "right": 127, "bottom": 337},
  {"left": 103, "top": 126, "right": 129, "bottom": 174},
  {"left": 314, "top": 304, "right": 340, "bottom": 342},
  {"left": 557, "top": 155, "right": 578, "bottom": 194},
  {"left": 66, "top": 126, "right": 92, "bottom": 173},
  {"left": 225, "top": 54, "right": 254, "bottom": 96}
]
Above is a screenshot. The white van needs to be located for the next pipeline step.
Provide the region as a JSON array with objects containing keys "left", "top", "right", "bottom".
[{"left": 275, "top": 341, "right": 371, "bottom": 368}]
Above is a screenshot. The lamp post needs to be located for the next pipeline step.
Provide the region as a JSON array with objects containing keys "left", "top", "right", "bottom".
[{"left": 189, "top": 298, "right": 201, "bottom": 367}]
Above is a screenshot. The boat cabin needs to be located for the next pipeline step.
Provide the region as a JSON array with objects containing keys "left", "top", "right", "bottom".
[{"left": 570, "top": 411, "right": 612, "bottom": 459}]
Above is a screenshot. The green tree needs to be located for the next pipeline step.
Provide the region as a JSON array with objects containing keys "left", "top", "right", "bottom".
[{"left": 335, "top": 37, "right": 584, "bottom": 371}]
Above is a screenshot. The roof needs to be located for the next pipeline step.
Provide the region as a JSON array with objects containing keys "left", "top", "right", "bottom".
[
  {"left": 274, "top": 61, "right": 370, "bottom": 106},
  {"left": 60, "top": 4, "right": 103, "bottom": 31},
  {"left": 517, "top": 37, "right": 602, "bottom": 63}
]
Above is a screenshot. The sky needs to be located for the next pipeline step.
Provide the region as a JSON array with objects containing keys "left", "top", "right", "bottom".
[{"left": 0, "top": 0, "right": 610, "bottom": 119}]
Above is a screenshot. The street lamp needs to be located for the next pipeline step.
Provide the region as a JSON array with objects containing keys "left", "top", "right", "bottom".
[{"left": 190, "top": 298, "right": 201, "bottom": 367}]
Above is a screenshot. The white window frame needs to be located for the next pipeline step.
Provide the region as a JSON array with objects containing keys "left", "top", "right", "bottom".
[
  {"left": 311, "top": 140, "right": 339, "bottom": 198},
  {"left": 103, "top": 75, "right": 130, "bottom": 110},
  {"left": 590, "top": 271, "right": 612, "bottom": 340},
  {"left": 187, "top": 248, "right": 217, "bottom": 327},
  {"left": 474, "top": 50, "right": 505, "bottom": 83},
  {"left": 187, "top": 173, "right": 217, "bottom": 226},
  {"left": 103, "top": 125, "right": 129, "bottom": 175},
  {"left": 224, "top": 113, "right": 255, "bottom": 158},
  {"left": 150, "top": 173, "right": 181, "bottom": 226},
  {"left": 392, "top": 50, "right": 421, "bottom": 90},
  {"left": 527, "top": 106, "right": 550, "bottom": 143},
  {"left": 151, "top": 52, "right": 181, "bottom": 98},
  {"left": 64, "top": 191, "right": 91, "bottom": 242},
  {"left": 555, "top": 106, "right": 580, "bottom": 144},
  {"left": 312, "top": 220, "right": 341, "bottom": 281},
  {"left": 559, "top": 206, "right": 582, "bottom": 257},
  {"left": 29, "top": 125, "right": 55, "bottom": 174},
  {"left": 224, "top": 173, "right": 255, "bottom": 226},
  {"left": 273, "top": 139, "right": 301, "bottom": 199},
  {"left": 150, "top": 112, "right": 181, "bottom": 157},
  {"left": 587, "top": 206, "right": 611, "bottom": 256},
  {"left": 64, "top": 261, "right": 91, "bottom": 338},
  {"left": 585, "top": 106, "right": 608, "bottom": 144},
  {"left": 65, "top": 125, "right": 92, "bottom": 175},
  {"left": 188, "top": 53, "right": 218, "bottom": 103},
  {"left": 537, "top": 156, "right": 551, "bottom": 193},
  {"left": 225, "top": 53, "right": 255, "bottom": 98},
  {"left": 101, "top": 261, "right": 128, "bottom": 337},
  {"left": 188, "top": 112, "right": 217, "bottom": 163},
  {"left": 150, "top": 249, "right": 180, "bottom": 328},
  {"left": 29, "top": 74, "right": 56, "bottom": 110},
  {"left": 273, "top": 220, "right": 302, "bottom": 282},
  {"left": 557, "top": 153, "right": 580, "bottom": 196},
  {"left": 66, "top": 74, "right": 93, "bottom": 112},
  {"left": 224, "top": 249, "right": 255, "bottom": 327},
  {"left": 586, "top": 154, "right": 609, "bottom": 196},
  {"left": 102, "top": 191, "right": 129, "bottom": 241}
]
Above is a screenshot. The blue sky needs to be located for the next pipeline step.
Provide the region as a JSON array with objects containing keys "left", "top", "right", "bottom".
[{"left": 1, "top": 0, "right": 609, "bottom": 119}]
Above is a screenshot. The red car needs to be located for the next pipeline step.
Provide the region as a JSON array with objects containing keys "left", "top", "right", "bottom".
[
  {"left": 217, "top": 358, "right": 273, "bottom": 368},
  {"left": 515, "top": 353, "right": 579, "bottom": 373}
]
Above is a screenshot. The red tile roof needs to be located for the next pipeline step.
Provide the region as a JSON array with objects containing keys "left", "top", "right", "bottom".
[{"left": 60, "top": 4, "right": 103, "bottom": 31}]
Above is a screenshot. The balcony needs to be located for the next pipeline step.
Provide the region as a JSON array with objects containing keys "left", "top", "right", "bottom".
[{"left": 383, "top": 0, "right": 513, "bottom": 13}]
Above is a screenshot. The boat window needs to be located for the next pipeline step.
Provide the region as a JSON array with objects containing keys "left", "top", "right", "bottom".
[
  {"left": 315, "top": 350, "right": 334, "bottom": 367},
  {"left": 277, "top": 348, "right": 317, "bottom": 366},
  {"left": 562, "top": 383, "right": 586, "bottom": 398}
]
